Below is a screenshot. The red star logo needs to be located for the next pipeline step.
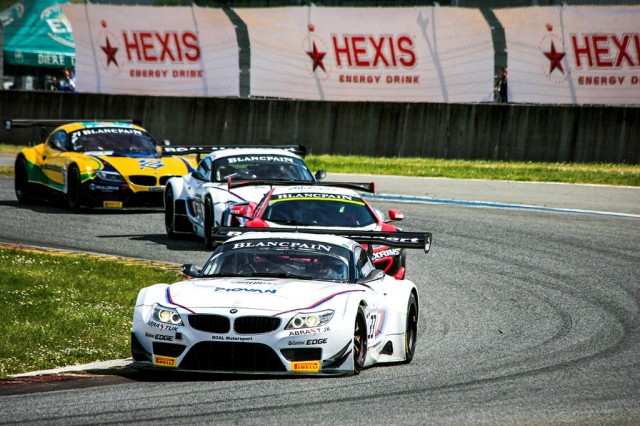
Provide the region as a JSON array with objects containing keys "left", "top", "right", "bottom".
[
  {"left": 101, "top": 37, "right": 119, "bottom": 68},
  {"left": 306, "top": 42, "right": 326, "bottom": 72},
  {"left": 544, "top": 41, "right": 565, "bottom": 75}
]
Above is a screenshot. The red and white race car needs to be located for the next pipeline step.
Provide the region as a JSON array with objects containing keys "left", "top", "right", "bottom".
[{"left": 222, "top": 182, "right": 409, "bottom": 279}]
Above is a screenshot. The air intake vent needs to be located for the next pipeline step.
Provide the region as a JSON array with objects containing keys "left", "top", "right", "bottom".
[
  {"left": 234, "top": 316, "right": 281, "bottom": 334},
  {"left": 188, "top": 314, "right": 231, "bottom": 333},
  {"left": 129, "top": 175, "right": 157, "bottom": 186}
]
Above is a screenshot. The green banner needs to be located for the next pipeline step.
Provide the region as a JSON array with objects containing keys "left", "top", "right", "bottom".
[{"left": 2, "top": 0, "right": 74, "bottom": 68}]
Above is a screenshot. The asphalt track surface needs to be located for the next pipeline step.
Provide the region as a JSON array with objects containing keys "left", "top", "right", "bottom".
[{"left": 0, "top": 170, "right": 639, "bottom": 425}]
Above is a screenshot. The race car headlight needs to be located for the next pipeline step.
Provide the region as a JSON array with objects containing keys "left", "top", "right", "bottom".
[
  {"left": 152, "top": 305, "right": 184, "bottom": 326},
  {"left": 285, "top": 310, "right": 334, "bottom": 330},
  {"left": 95, "top": 170, "right": 126, "bottom": 183}
]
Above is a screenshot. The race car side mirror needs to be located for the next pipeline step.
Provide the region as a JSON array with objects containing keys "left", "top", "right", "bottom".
[
  {"left": 358, "top": 269, "right": 385, "bottom": 283},
  {"left": 181, "top": 264, "right": 201, "bottom": 278},
  {"left": 387, "top": 209, "right": 404, "bottom": 222},
  {"left": 315, "top": 170, "right": 327, "bottom": 181}
]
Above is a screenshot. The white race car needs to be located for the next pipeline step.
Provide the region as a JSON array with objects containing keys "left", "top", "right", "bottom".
[
  {"left": 131, "top": 228, "right": 432, "bottom": 376},
  {"left": 163, "top": 145, "right": 325, "bottom": 248}
]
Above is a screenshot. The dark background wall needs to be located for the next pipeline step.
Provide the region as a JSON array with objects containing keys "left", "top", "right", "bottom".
[{"left": 1, "top": 90, "right": 638, "bottom": 164}]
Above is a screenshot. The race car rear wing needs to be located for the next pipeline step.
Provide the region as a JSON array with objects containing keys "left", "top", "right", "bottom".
[
  {"left": 212, "top": 227, "right": 432, "bottom": 253},
  {"left": 161, "top": 144, "right": 307, "bottom": 158},
  {"left": 4, "top": 118, "right": 141, "bottom": 130},
  {"left": 227, "top": 179, "right": 375, "bottom": 194}
]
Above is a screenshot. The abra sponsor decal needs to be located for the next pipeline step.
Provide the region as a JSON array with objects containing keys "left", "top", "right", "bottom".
[
  {"left": 147, "top": 320, "right": 179, "bottom": 331},
  {"left": 214, "top": 286, "right": 277, "bottom": 294},
  {"left": 288, "top": 326, "right": 331, "bottom": 336},
  {"left": 539, "top": 23, "right": 640, "bottom": 87},
  {"left": 303, "top": 23, "right": 419, "bottom": 86},
  {"left": 291, "top": 360, "right": 321, "bottom": 372},
  {"left": 95, "top": 20, "right": 202, "bottom": 79},
  {"left": 154, "top": 355, "right": 178, "bottom": 367}
]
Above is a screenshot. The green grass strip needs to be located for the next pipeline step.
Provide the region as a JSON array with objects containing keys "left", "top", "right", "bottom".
[
  {"left": 0, "top": 245, "right": 181, "bottom": 377},
  {"left": 2, "top": 145, "right": 638, "bottom": 186}
]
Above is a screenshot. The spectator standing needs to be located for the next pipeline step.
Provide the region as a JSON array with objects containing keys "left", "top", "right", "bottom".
[
  {"left": 494, "top": 67, "right": 508, "bottom": 103},
  {"left": 57, "top": 68, "right": 76, "bottom": 92}
]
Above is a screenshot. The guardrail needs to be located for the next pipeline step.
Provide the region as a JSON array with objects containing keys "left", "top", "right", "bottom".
[{"left": 1, "top": 90, "right": 638, "bottom": 163}]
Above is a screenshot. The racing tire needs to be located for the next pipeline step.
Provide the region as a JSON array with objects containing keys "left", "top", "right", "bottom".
[
  {"left": 165, "top": 186, "right": 178, "bottom": 238},
  {"left": 353, "top": 305, "right": 368, "bottom": 375},
  {"left": 14, "top": 157, "right": 34, "bottom": 204},
  {"left": 403, "top": 292, "right": 418, "bottom": 364},
  {"left": 65, "top": 165, "right": 82, "bottom": 211},
  {"left": 203, "top": 197, "right": 215, "bottom": 249}
]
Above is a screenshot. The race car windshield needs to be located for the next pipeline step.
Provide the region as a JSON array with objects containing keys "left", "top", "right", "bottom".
[
  {"left": 201, "top": 239, "right": 350, "bottom": 282},
  {"left": 212, "top": 156, "right": 314, "bottom": 182},
  {"left": 70, "top": 128, "right": 158, "bottom": 156},
  {"left": 263, "top": 197, "right": 377, "bottom": 227}
]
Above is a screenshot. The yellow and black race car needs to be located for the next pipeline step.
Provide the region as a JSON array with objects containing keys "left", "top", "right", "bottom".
[{"left": 8, "top": 119, "right": 197, "bottom": 210}]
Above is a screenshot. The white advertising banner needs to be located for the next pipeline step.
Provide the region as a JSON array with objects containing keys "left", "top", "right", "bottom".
[
  {"left": 494, "top": 6, "right": 640, "bottom": 105},
  {"left": 235, "top": 6, "right": 494, "bottom": 102},
  {"left": 62, "top": 4, "right": 239, "bottom": 97}
]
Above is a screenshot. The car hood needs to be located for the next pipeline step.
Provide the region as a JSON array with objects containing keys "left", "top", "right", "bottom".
[
  {"left": 92, "top": 154, "right": 193, "bottom": 175},
  {"left": 231, "top": 185, "right": 276, "bottom": 203},
  {"left": 167, "top": 277, "right": 360, "bottom": 312},
  {"left": 264, "top": 222, "right": 381, "bottom": 231}
]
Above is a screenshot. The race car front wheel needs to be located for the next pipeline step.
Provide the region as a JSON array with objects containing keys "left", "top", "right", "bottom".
[
  {"left": 165, "top": 186, "right": 177, "bottom": 238},
  {"left": 203, "top": 197, "right": 214, "bottom": 249},
  {"left": 65, "top": 165, "right": 82, "bottom": 211},
  {"left": 404, "top": 292, "right": 418, "bottom": 363},
  {"left": 353, "top": 305, "right": 368, "bottom": 375},
  {"left": 15, "top": 157, "right": 34, "bottom": 204}
]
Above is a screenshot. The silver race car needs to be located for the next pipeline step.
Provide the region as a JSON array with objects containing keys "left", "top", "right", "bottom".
[
  {"left": 131, "top": 228, "right": 432, "bottom": 376},
  {"left": 163, "top": 145, "right": 325, "bottom": 248}
]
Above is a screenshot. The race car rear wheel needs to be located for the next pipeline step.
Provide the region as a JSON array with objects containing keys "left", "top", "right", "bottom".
[
  {"left": 165, "top": 186, "right": 177, "bottom": 238},
  {"left": 203, "top": 196, "right": 214, "bottom": 249},
  {"left": 404, "top": 292, "right": 418, "bottom": 363},
  {"left": 14, "top": 157, "right": 34, "bottom": 204},
  {"left": 65, "top": 165, "right": 82, "bottom": 211},
  {"left": 353, "top": 305, "right": 368, "bottom": 375}
]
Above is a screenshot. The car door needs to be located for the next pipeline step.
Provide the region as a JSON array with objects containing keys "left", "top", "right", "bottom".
[
  {"left": 41, "top": 130, "right": 70, "bottom": 189},
  {"left": 354, "top": 246, "right": 386, "bottom": 344}
]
